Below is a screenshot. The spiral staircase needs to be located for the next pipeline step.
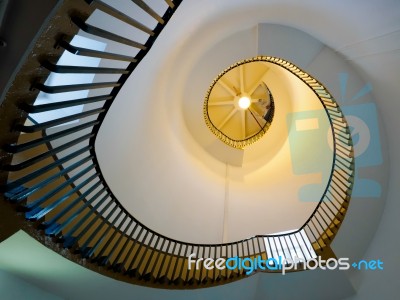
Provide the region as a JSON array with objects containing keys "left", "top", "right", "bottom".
[{"left": 0, "top": 0, "right": 399, "bottom": 299}]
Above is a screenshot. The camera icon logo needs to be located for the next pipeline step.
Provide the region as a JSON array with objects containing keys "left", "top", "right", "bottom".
[{"left": 287, "top": 73, "right": 382, "bottom": 201}]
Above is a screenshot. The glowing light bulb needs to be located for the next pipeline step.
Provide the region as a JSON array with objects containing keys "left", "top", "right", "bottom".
[{"left": 238, "top": 96, "right": 251, "bottom": 109}]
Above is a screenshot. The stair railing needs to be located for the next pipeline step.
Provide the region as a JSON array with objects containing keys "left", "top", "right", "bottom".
[{"left": 0, "top": 0, "right": 353, "bottom": 289}]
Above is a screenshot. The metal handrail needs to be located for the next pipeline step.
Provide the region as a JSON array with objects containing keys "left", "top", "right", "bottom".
[{"left": 0, "top": 0, "right": 353, "bottom": 288}]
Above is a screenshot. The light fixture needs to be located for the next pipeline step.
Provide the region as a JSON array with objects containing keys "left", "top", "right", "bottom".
[
  {"left": 238, "top": 96, "right": 251, "bottom": 109},
  {"left": 204, "top": 58, "right": 276, "bottom": 149}
]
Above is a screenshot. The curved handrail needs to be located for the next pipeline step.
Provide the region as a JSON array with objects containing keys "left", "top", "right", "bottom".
[{"left": 0, "top": 0, "right": 353, "bottom": 288}]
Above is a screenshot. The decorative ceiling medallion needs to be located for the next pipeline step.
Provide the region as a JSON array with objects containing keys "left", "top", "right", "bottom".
[{"left": 204, "top": 58, "right": 275, "bottom": 149}]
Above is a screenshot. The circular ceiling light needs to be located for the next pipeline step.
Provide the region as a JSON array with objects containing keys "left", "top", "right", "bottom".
[
  {"left": 238, "top": 96, "right": 251, "bottom": 109},
  {"left": 204, "top": 58, "right": 276, "bottom": 149}
]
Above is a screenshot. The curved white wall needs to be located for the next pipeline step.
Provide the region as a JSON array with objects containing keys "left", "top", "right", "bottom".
[
  {"left": 92, "top": 4, "right": 396, "bottom": 300},
  {"left": 1, "top": 0, "right": 398, "bottom": 299},
  {"left": 94, "top": 0, "right": 397, "bottom": 295},
  {"left": 96, "top": 17, "right": 354, "bottom": 244}
]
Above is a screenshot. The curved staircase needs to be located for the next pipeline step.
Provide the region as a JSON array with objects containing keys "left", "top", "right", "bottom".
[{"left": 0, "top": 0, "right": 354, "bottom": 289}]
